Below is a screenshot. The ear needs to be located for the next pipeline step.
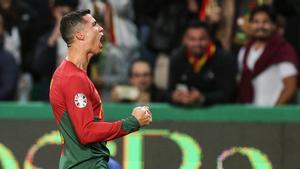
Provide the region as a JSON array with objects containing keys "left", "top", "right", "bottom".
[{"left": 75, "top": 31, "right": 84, "bottom": 41}]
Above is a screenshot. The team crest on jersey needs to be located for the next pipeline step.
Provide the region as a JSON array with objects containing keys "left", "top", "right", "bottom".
[{"left": 74, "top": 93, "right": 87, "bottom": 108}]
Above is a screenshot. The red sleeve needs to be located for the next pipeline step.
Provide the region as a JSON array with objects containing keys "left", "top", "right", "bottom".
[{"left": 64, "top": 75, "right": 139, "bottom": 144}]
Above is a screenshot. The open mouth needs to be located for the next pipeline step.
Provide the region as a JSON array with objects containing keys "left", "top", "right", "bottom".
[
  {"left": 99, "top": 33, "right": 104, "bottom": 43},
  {"left": 98, "top": 35, "right": 104, "bottom": 48}
]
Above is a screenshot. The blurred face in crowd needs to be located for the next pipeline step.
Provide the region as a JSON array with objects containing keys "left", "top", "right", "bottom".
[
  {"left": 77, "top": 14, "right": 104, "bottom": 55},
  {"left": 250, "top": 12, "right": 276, "bottom": 40},
  {"left": 183, "top": 27, "right": 210, "bottom": 56},
  {"left": 0, "top": 0, "right": 12, "bottom": 10},
  {"left": 129, "top": 62, "right": 152, "bottom": 92}
]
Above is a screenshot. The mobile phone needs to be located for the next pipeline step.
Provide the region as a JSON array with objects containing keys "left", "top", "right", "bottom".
[{"left": 115, "top": 85, "right": 140, "bottom": 100}]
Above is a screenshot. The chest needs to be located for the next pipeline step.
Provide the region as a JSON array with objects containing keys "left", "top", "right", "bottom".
[
  {"left": 88, "top": 80, "right": 104, "bottom": 121},
  {"left": 177, "top": 59, "right": 217, "bottom": 88},
  {"left": 245, "top": 47, "right": 264, "bottom": 70}
]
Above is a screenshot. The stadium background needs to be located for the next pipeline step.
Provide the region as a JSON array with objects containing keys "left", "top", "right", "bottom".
[{"left": 1, "top": 0, "right": 300, "bottom": 169}]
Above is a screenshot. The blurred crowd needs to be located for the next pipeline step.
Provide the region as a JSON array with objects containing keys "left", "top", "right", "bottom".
[{"left": 1, "top": 0, "right": 300, "bottom": 107}]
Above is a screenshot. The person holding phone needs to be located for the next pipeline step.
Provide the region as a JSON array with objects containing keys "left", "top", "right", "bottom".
[
  {"left": 169, "top": 20, "right": 236, "bottom": 106},
  {"left": 111, "top": 58, "right": 168, "bottom": 103}
]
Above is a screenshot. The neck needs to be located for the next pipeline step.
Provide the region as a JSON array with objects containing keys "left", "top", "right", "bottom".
[
  {"left": 188, "top": 51, "right": 203, "bottom": 57},
  {"left": 253, "top": 32, "right": 276, "bottom": 46},
  {"left": 252, "top": 41, "right": 266, "bottom": 50},
  {"left": 66, "top": 46, "right": 93, "bottom": 71}
]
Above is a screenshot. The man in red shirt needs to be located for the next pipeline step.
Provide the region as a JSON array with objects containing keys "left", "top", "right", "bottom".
[{"left": 49, "top": 9, "right": 152, "bottom": 169}]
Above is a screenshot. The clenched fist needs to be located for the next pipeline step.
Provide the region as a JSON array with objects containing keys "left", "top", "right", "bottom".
[{"left": 131, "top": 106, "right": 152, "bottom": 127}]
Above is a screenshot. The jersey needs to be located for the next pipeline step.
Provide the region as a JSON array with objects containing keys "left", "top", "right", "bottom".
[{"left": 49, "top": 60, "right": 140, "bottom": 169}]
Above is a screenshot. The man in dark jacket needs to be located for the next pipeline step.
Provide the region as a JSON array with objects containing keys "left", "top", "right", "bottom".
[
  {"left": 169, "top": 20, "right": 236, "bottom": 106},
  {"left": 0, "top": 15, "right": 18, "bottom": 100},
  {"left": 32, "top": 0, "right": 77, "bottom": 101}
]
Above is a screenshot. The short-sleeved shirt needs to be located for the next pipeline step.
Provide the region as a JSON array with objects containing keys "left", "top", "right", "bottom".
[{"left": 238, "top": 47, "right": 298, "bottom": 106}]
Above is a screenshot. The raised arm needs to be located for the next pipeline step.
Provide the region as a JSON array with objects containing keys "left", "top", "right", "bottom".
[{"left": 64, "top": 75, "right": 151, "bottom": 144}]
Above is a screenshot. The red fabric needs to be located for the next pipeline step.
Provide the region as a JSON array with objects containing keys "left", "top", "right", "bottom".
[
  {"left": 50, "top": 60, "right": 129, "bottom": 144},
  {"left": 238, "top": 33, "right": 299, "bottom": 103},
  {"left": 107, "top": 5, "right": 116, "bottom": 44},
  {"left": 186, "top": 42, "right": 216, "bottom": 72},
  {"left": 109, "top": 26, "right": 116, "bottom": 44},
  {"left": 199, "top": 0, "right": 209, "bottom": 21}
]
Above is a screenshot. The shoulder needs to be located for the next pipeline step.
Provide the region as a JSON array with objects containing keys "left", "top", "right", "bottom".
[
  {"left": 55, "top": 64, "right": 90, "bottom": 90},
  {"left": 0, "top": 49, "right": 16, "bottom": 65},
  {"left": 56, "top": 61, "right": 88, "bottom": 80},
  {"left": 59, "top": 73, "right": 92, "bottom": 100},
  {"left": 170, "top": 47, "right": 185, "bottom": 63},
  {"left": 65, "top": 73, "right": 89, "bottom": 86},
  {"left": 238, "top": 47, "right": 246, "bottom": 57},
  {"left": 213, "top": 48, "right": 235, "bottom": 63},
  {"left": 279, "top": 40, "right": 297, "bottom": 56},
  {"left": 278, "top": 62, "right": 298, "bottom": 78}
]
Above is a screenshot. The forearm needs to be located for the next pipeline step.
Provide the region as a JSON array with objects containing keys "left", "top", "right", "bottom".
[
  {"left": 47, "top": 24, "right": 60, "bottom": 47},
  {"left": 276, "top": 76, "right": 297, "bottom": 105},
  {"left": 276, "top": 87, "right": 296, "bottom": 105},
  {"left": 64, "top": 76, "right": 141, "bottom": 145},
  {"left": 76, "top": 116, "right": 140, "bottom": 144}
]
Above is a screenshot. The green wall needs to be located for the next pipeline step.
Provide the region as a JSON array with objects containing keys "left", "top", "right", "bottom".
[{"left": 1, "top": 102, "right": 300, "bottom": 122}]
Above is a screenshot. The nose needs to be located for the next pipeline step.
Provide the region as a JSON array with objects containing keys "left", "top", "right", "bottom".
[
  {"left": 257, "top": 22, "right": 264, "bottom": 27},
  {"left": 98, "top": 25, "right": 103, "bottom": 33},
  {"left": 254, "top": 20, "right": 266, "bottom": 28}
]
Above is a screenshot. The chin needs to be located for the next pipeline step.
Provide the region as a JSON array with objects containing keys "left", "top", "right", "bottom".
[
  {"left": 254, "top": 35, "right": 270, "bottom": 41},
  {"left": 92, "top": 48, "right": 102, "bottom": 55}
]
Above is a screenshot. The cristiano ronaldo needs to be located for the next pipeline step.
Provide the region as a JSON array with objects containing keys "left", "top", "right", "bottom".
[{"left": 49, "top": 9, "right": 152, "bottom": 169}]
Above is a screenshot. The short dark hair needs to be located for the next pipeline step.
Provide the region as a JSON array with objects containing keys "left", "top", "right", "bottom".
[
  {"left": 128, "top": 58, "right": 153, "bottom": 77},
  {"left": 249, "top": 5, "right": 277, "bottom": 23},
  {"left": 184, "top": 20, "right": 209, "bottom": 33},
  {"left": 60, "top": 9, "right": 90, "bottom": 47}
]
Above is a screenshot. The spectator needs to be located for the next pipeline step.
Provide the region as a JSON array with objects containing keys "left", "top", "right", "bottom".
[
  {"left": 145, "top": 0, "right": 223, "bottom": 60},
  {"left": 111, "top": 58, "right": 167, "bottom": 103},
  {"left": 169, "top": 20, "right": 236, "bottom": 106},
  {"left": 81, "top": 0, "right": 140, "bottom": 101},
  {"left": 0, "top": 14, "right": 18, "bottom": 100},
  {"left": 238, "top": 5, "right": 299, "bottom": 106},
  {"left": 0, "top": 0, "right": 22, "bottom": 64},
  {"left": 146, "top": 0, "right": 187, "bottom": 57},
  {"left": 100, "top": 0, "right": 140, "bottom": 85},
  {"left": 32, "top": 0, "right": 78, "bottom": 101},
  {"left": 0, "top": 0, "right": 43, "bottom": 72}
]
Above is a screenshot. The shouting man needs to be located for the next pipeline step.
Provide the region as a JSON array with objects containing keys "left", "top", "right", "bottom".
[{"left": 49, "top": 9, "right": 152, "bottom": 169}]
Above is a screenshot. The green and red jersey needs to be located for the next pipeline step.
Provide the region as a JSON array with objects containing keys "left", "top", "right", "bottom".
[{"left": 49, "top": 60, "right": 139, "bottom": 169}]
